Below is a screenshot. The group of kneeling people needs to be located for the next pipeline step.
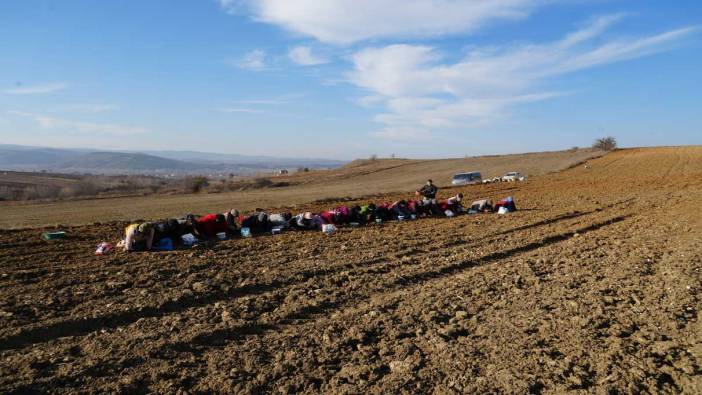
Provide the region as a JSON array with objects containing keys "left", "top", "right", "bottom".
[{"left": 123, "top": 179, "right": 516, "bottom": 252}]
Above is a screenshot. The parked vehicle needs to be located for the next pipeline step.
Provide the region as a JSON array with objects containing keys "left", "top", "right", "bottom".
[
  {"left": 501, "top": 172, "right": 521, "bottom": 182},
  {"left": 451, "top": 172, "right": 482, "bottom": 185}
]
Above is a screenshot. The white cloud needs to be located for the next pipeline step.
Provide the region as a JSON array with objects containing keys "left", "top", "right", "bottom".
[
  {"left": 371, "top": 126, "right": 433, "bottom": 141},
  {"left": 288, "top": 46, "right": 328, "bottom": 65},
  {"left": 235, "top": 49, "right": 267, "bottom": 70},
  {"left": 347, "top": 17, "right": 697, "bottom": 139},
  {"left": 8, "top": 111, "right": 148, "bottom": 135},
  {"left": 3, "top": 82, "right": 69, "bottom": 95},
  {"left": 357, "top": 95, "right": 385, "bottom": 108},
  {"left": 222, "top": 0, "right": 544, "bottom": 44}
]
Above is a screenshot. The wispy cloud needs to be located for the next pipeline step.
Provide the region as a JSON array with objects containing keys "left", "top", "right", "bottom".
[
  {"left": 221, "top": 0, "right": 545, "bottom": 44},
  {"left": 233, "top": 99, "right": 285, "bottom": 105},
  {"left": 228, "top": 93, "right": 308, "bottom": 107},
  {"left": 347, "top": 16, "right": 697, "bottom": 139},
  {"left": 217, "top": 0, "right": 242, "bottom": 13},
  {"left": 217, "top": 108, "right": 264, "bottom": 114},
  {"left": 3, "top": 82, "right": 69, "bottom": 95},
  {"left": 288, "top": 46, "right": 328, "bottom": 65},
  {"left": 62, "top": 104, "right": 119, "bottom": 113},
  {"left": 8, "top": 111, "right": 148, "bottom": 135},
  {"left": 232, "top": 49, "right": 268, "bottom": 70}
]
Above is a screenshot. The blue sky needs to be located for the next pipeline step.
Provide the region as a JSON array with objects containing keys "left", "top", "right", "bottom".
[{"left": 0, "top": 0, "right": 700, "bottom": 159}]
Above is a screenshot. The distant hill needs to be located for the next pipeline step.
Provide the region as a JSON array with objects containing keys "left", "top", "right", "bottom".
[
  {"left": 0, "top": 145, "right": 85, "bottom": 167},
  {"left": 0, "top": 144, "right": 346, "bottom": 175},
  {"left": 138, "top": 150, "right": 345, "bottom": 168},
  {"left": 56, "top": 152, "right": 198, "bottom": 172}
]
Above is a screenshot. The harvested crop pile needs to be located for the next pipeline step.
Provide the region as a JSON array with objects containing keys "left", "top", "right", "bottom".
[{"left": 1, "top": 147, "right": 701, "bottom": 393}]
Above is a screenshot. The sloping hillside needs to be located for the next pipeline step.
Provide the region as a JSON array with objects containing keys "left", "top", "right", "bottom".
[
  {"left": 278, "top": 148, "right": 603, "bottom": 189},
  {"left": 0, "top": 146, "right": 85, "bottom": 168},
  {"left": 0, "top": 144, "right": 345, "bottom": 175}
]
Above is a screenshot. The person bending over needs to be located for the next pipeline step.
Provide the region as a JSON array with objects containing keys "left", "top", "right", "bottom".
[
  {"left": 292, "top": 212, "right": 324, "bottom": 230},
  {"left": 390, "top": 200, "right": 411, "bottom": 219},
  {"left": 223, "top": 209, "right": 240, "bottom": 234},
  {"left": 439, "top": 193, "right": 464, "bottom": 216},
  {"left": 195, "top": 213, "right": 228, "bottom": 240},
  {"left": 124, "top": 222, "right": 155, "bottom": 252},
  {"left": 268, "top": 212, "right": 292, "bottom": 229},
  {"left": 358, "top": 204, "right": 376, "bottom": 224},
  {"left": 241, "top": 210, "right": 270, "bottom": 235},
  {"left": 374, "top": 202, "right": 393, "bottom": 222}
]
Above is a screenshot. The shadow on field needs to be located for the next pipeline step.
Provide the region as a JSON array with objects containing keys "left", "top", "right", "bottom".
[
  {"left": 0, "top": 200, "right": 634, "bottom": 353},
  {"left": 157, "top": 214, "right": 632, "bottom": 359},
  {"left": 3, "top": 213, "right": 633, "bottom": 393}
]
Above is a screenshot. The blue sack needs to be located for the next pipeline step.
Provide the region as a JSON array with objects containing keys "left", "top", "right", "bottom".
[{"left": 154, "top": 238, "right": 174, "bottom": 251}]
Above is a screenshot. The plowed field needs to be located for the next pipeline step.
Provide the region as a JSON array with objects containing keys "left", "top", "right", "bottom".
[{"left": 1, "top": 147, "right": 701, "bottom": 394}]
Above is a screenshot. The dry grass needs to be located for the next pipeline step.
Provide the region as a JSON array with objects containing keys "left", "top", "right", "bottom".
[{"left": 0, "top": 171, "right": 171, "bottom": 201}]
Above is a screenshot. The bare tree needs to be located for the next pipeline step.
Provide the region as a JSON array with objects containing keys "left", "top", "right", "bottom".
[
  {"left": 184, "top": 176, "right": 209, "bottom": 193},
  {"left": 592, "top": 136, "right": 617, "bottom": 151},
  {"left": 253, "top": 178, "right": 274, "bottom": 188}
]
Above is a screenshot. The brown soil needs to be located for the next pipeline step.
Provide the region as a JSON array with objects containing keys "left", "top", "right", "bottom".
[{"left": 1, "top": 147, "right": 701, "bottom": 394}]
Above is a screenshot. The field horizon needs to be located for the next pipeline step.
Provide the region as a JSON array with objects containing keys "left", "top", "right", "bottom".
[{"left": 0, "top": 147, "right": 604, "bottom": 229}]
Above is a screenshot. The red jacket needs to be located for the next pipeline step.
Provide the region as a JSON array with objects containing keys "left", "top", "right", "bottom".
[
  {"left": 196, "top": 214, "right": 228, "bottom": 238},
  {"left": 319, "top": 211, "right": 336, "bottom": 224}
]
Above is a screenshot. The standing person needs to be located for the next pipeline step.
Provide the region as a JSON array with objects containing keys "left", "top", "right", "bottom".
[
  {"left": 417, "top": 179, "right": 438, "bottom": 201},
  {"left": 416, "top": 179, "right": 440, "bottom": 215}
]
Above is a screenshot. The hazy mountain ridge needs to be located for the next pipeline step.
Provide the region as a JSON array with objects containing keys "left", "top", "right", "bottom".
[{"left": 0, "top": 145, "right": 346, "bottom": 175}]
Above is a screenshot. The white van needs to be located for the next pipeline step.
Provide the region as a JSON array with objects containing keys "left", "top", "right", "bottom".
[
  {"left": 502, "top": 172, "right": 527, "bottom": 182},
  {"left": 501, "top": 172, "right": 521, "bottom": 182},
  {"left": 451, "top": 172, "right": 482, "bottom": 185}
]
